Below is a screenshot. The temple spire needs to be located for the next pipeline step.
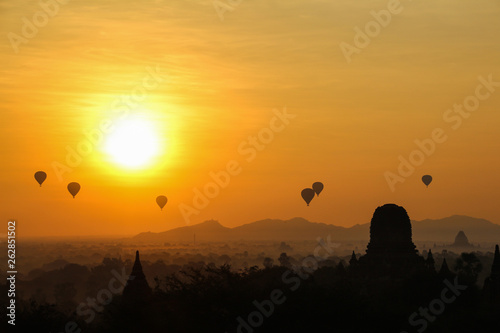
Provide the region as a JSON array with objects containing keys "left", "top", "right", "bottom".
[
  {"left": 123, "top": 250, "right": 152, "bottom": 300},
  {"left": 349, "top": 251, "right": 358, "bottom": 266},
  {"left": 491, "top": 244, "right": 500, "bottom": 279},
  {"left": 131, "top": 251, "right": 145, "bottom": 279},
  {"left": 483, "top": 244, "right": 500, "bottom": 306},
  {"left": 438, "top": 258, "right": 453, "bottom": 279},
  {"left": 426, "top": 249, "right": 435, "bottom": 271}
]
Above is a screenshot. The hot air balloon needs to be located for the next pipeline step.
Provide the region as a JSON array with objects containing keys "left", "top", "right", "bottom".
[
  {"left": 301, "top": 188, "right": 315, "bottom": 206},
  {"left": 422, "top": 175, "right": 432, "bottom": 187},
  {"left": 34, "top": 171, "right": 47, "bottom": 187},
  {"left": 156, "top": 195, "right": 168, "bottom": 210},
  {"left": 67, "top": 182, "right": 81, "bottom": 198},
  {"left": 312, "top": 182, "right": 324, "bottom": 196}
]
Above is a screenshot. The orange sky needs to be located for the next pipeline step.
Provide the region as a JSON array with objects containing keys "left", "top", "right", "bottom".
[{"left": 1, "top": 0, "right": 500, "bottom": 237}]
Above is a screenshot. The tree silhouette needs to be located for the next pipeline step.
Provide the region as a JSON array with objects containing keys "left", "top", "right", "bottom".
[
  {"left": 454, "top": 252, "right": 483, "bottom": 285},
  {"left": 263, "top": 257, "right": 274, "bottom": 269},
  {"left": 278, "top": 252, "right": 292, "bottom": 268},
  {"left": 53, "top": 282, "right": 77, "bottom": 313}
]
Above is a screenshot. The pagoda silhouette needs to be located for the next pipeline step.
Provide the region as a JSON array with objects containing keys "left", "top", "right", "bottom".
[
  {"left": 123, "top": 251, "right": 152, "bottom": 301},
  {"left": 356, "top": 204, "right": 428, "bottom": 277},
  {"left": 483, "top": 245, "right": 500, "bottom": 306}
]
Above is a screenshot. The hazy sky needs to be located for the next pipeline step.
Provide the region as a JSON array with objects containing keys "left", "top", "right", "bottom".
[{"left": 1, "top": 0, "right": 499, "bottom": 237}]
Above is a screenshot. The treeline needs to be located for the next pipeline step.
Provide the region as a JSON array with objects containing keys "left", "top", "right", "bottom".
[{"left": 2, "top": 252, "right": 499, "bottom": 332}]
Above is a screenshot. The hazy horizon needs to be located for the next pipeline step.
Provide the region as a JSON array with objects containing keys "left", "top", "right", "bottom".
[{"left": 9, "top": 213, "right": 500, "bottom": 240}]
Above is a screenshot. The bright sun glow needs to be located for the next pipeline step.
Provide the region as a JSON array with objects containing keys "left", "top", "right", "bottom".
[{"left": 104, "top": 117, "right": 160, "bottom": 168}]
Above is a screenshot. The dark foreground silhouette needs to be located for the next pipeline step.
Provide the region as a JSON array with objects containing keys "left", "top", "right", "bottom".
[{"left": 4, "top": 204, "right": 500, "bottom": 332}]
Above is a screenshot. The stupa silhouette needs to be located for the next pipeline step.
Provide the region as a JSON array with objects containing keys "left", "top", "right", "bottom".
[{"left": 452, "top": 230, "right": 473, "bottom": 247}]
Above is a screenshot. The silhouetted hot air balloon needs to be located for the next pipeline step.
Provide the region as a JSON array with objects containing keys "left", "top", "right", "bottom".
[
  {"left": 422, "top": 175, "right": 432, "bottom": 187},
  {"left": 67, "top": 182, "right": 81, "bottom": 198},
  {"left": 301, "top": 188, "right": 315, "bottom": 206},
  {"left": 156, "top": 195, "right": 168, "bottom": 210},
  {"left": 34, "top": 171, "right": 47, "bottom": 187},
  {"left": 312, "top": 182, "right": 324, "bottom": 196}
]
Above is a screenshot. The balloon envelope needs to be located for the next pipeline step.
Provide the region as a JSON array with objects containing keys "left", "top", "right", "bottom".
[
  {"left": 67, "top": 182, "right": 81, "bottom": 198},
  {"left": 156, "top": 195, "right": 168, "bottom": 210},
  {"left": 301, "top": 188, "right": 315, "bottom": 206},
  {"left": 422, "top": 175, "right": 432, "bottom": 187},
  {"left": 312, "top": 182, "right": 324, "bottom": 196},
  {"left": 34, "top": 171, "right": 47, "bottom": 187}
]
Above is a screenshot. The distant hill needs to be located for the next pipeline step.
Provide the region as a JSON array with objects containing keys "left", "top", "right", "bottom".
[
  {"left": 131, "top": 216, "right": 500, "bottom": 243},
  {"left": 132, "top": 219, "right": 231, "bottom": 243},
  {"left": 412, "top": 215, "right": 500, "bottom": 243},
  {"left": 232, "top": 218, "right": 348, "bottom": 241}
]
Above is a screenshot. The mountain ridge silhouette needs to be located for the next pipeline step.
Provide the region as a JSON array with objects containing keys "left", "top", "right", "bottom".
[{"left": 132, "top": 215, "right": 500, "bottom": 243}]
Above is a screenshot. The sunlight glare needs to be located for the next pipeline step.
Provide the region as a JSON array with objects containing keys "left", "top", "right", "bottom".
[{"left": 104, "top": 117, "right": 160, "bottom": 168}]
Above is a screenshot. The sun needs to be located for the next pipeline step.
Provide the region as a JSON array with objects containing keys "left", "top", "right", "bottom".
[{"left": 104, "top": 117, "right": 161, "bottom": 168}]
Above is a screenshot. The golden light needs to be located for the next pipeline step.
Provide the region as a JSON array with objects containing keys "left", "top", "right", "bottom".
[{"left": 104, "top": 116, "right": 160, "bottom": 168}]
